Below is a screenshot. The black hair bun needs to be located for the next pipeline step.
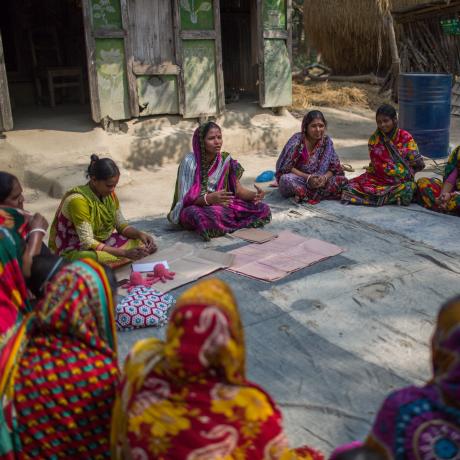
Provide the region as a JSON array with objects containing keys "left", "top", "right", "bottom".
[{"left": 90, "top": 154, "right": 99, "bottom": 163}]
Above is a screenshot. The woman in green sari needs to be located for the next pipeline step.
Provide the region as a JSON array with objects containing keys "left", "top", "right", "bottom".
[{"left": 49, "top": 155, "right": 156, "bottom": 267}]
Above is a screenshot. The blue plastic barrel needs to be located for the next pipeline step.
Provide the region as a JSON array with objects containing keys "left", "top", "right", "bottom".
[{"left": 399, "top": 73, "right": 452, "bottom": 159}]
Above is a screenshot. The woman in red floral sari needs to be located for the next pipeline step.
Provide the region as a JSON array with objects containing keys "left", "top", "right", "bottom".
[
  {"left": 112, "top": 279, "right": 323, "bottom": 460},
  {"left": 341, "top": 105, "right": 425, "bottom": 206}
]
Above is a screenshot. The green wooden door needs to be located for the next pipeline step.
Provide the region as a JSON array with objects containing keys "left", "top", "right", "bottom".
[
  {"left": 0, "top": 31, "right": 13, "bottom": 131},
  {"left": 82, "top": 0, "right": 137, "bottom": 122},
  {"left": 174, "top": 0, "right": 224, "bottom": 118},
  {"left": 258, "top": 0, "right": 292, "bottom": 108}
]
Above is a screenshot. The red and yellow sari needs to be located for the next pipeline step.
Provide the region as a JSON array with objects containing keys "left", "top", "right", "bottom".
[{"left": 112, "top": 279, "right": 323, "bottom": 460}]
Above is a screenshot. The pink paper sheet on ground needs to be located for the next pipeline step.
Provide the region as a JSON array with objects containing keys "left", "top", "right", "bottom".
[
  {"left": 227, "top": 230, "right": 344, "bottom": 281},
  {"left": 231, "top": 228, "right": 278, "bottom": 244}
]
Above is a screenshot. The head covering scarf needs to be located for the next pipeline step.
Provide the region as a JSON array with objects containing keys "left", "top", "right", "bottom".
[
  {"left": 365, "top": 296, "right": 460, "bottom": 460},
  {"left": 0, "top": 259, "right": 119, "bottom": 459},
  {"left": 112, "top": 279, "right": 322, "bottom": 460},
  {"left": 0, "top": 208, "right": 31, "bottom": 337},
  {"left": 275, "top": 114, "right": 341, "bottom": 182},
  {"left": 168, "top": 122, "right": 242, "bottom": 224}
]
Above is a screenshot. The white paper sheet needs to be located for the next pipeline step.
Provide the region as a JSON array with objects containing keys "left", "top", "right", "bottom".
[{"left": 132, "top": 260, "right": 169, "bottom": 272}]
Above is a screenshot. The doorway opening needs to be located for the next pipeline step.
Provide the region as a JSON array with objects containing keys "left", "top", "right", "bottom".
[
  {"left": 0, "top": 0, "right": 90, "bottom": 130},
  {"left": 220, "top": 0, "right": 258, "bottom": 103}
]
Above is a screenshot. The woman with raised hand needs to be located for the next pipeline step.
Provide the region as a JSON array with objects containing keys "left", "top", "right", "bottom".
[
  {"left": 276, "top": 110, "right": 348, "bottom": 203},
  {"left": 168, "top": 122, "right": 271, "bottom": 241},
  {"left": 49, "top": 154, "right": 156, "bottom": 267},
  {"left": 342, "top": 104, "right": 425, "bottom": 206}
]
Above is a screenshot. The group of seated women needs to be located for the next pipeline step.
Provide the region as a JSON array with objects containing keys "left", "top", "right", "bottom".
[
  {"left": 0, "top": 102, "right": 460, "bottom": 459},
  {"left": 1, "top": 222, "right": 459, "bottom": 459}
]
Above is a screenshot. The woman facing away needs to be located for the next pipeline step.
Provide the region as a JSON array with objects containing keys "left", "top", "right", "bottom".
[
  {"left": 341, "top": 104, "right": 425, "bottom": 206},
  {"left": 167, "top": 122, "right": 271, "bottom": 241},
  {"left": 275, "top": 110, "right": 348, "bottom": 203},
  {"left": 49, "top": 154, "right": 156, "bottom": 267},
  {"left": 0, "top": 259, "right": 119, "bottom": 458},
  {"left": 330, "top": 295, "right": 460, "bottom": 460},
  {"left": 417, "top": 146, "right": 460, "bottom": 215},
  {"left": 111, "top": 279, "right": 324, "bottom": 460}
]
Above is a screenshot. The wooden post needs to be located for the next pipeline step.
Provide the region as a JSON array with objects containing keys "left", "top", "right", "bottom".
[
  {"left": 387, "top": 13, "right": 401, "bottom": 102},
  {"left": 172, "top": 0, "right": 185, "bottom": 115},
  {"left": 81, "top": 0, "right": 102, "bottom": 123},
  {"left": 0, "top": 30, "right": 13, "bottom": 131},
  {"left": 213, "top": 1, "right": 225, "bottom": 114},
  {"left": 121, "top": 0, "right": 140, "bottom": 117}
]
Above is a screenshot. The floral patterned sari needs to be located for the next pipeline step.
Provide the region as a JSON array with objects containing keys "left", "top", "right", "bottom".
[
  {"left": 342, "top": 128, "right": 424, "bottom": 206},
  {"left": 112, "top": 279, "right": 323, "bottom": 460}
]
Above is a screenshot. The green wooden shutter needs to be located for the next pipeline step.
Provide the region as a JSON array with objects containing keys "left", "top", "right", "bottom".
[
  {"left": 173, "top": 0, "right": 224, "bottom": 118},
  {"left": 258, "top": 0, "right": 292, "bottom": 108},
  {"left": 82, "top": 0, "right": 137, "bottom": 122},
  {"left": 0, "top": 31, "right": 13, "bottom": 131}
]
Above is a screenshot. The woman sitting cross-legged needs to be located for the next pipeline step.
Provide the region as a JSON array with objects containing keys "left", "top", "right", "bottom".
[
  {"left": 167, "top": 122, "right": 271, "bottom": 241},
  {"left": 341, "top": 104, "right": 425, "bottom": 206},
  {"left": 417, "top": 146, "right": 460, "bottom": 215},
  {"left": 276, "top": 110, "right": 348, "bottom": 203},
  {"left": 49, "top": 154, "right": 156, "bottom": 268},
  {"left": 0, "top": 258, "right": 119, "bottom": 458},
  {"left": 111, "top": 279, "right": 324, "bottom": 460}
]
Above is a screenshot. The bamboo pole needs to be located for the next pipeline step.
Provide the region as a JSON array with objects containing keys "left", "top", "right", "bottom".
[{"left": 387, "top": 13, "right": 401, "bottom": 101}]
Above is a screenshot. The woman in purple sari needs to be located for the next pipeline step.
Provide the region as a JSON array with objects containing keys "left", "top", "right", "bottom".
[
  {"left": 168, "top": 122, "right": 271, "bottom": 241},
  {"left": 276, "top": 110, "right": 348, "bottom": 203}
]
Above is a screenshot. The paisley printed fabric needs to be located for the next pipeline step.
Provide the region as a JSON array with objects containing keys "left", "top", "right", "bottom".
[
  {"left": 0, "top": 259, "right": 119, "bottom": 459},
  {"left": 111, "top": 279, "right": 323, "bottom": 460},
  {"left": 365, "top": 296, "right": 460, "bottom": 460},
  {"left": 116, "top": 286, "right": 175, "bottom": 331},
  {"left": 342, "top": 128, "right": 423, "bottom": 206}
]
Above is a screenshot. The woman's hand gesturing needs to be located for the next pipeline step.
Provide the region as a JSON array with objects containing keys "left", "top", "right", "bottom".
[{"left": 207, "top": 191, "right": 233, "bottom": 206}]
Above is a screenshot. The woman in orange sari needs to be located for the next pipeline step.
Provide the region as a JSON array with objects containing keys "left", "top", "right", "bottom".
[{"left": 112, "top": 279, "right": 323, "bottom": 460}]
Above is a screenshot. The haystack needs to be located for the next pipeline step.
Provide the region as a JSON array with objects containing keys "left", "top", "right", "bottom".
[{"left": 304, "top": 0, "right": 424, "bottom": 74}]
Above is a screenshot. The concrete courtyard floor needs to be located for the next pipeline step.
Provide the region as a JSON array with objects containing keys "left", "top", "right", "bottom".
[
  {"left": 118, "top": 192, "right": 460, "bottom": 455},
  {"left": 4, "top": 104, "right": 460, "bottom": 455}
]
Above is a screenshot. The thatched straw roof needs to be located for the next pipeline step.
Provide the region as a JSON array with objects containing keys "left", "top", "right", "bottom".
[{"left": 304, "top": 0, "right": 425, "bottom": 74}]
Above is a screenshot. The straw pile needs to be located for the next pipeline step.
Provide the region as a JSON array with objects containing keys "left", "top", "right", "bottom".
[{"left": 303, "top": 0, "right": 424, "bottom": 74}]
